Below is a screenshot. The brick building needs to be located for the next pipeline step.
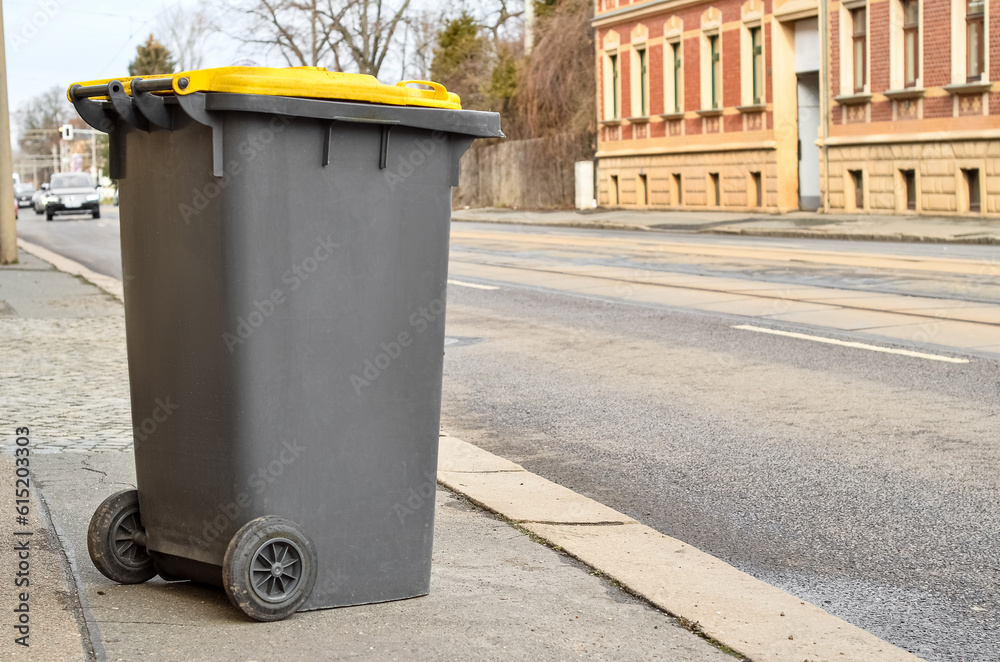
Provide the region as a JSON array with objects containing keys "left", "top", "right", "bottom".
[{"left": 593, "top": 0, "right": 1000, "bottom": 216}]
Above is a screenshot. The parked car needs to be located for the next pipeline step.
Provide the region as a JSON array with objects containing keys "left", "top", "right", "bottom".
[
  {"left": 13, "top": 183, "right": 35, "bottom": 207},
  {"left": 42, "top": 173, "right": 101, "bottom": 221},
  {"left": 32, "top": 184, "right": 49, "bottom": 214}
]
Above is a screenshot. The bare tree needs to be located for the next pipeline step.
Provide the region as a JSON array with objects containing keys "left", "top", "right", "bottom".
[
  {"left": 319, "top": 0, "right": 411, "bottom": 76},
  {"left": 400, "top": 10, "right": 443, "bottom": 80},
  {"left": 224, "top": 0, "right": 518, "bottom": 81},
  {"left": 157, "top": 4, "right": 219, "bottom": 71},
  {"left": 513, "top": 0, "right": 595, "bottom": 138},
  {"left": 479, "top": 0, "right": 524, "bottom": 41},
  {"left": 16, "top": 87, "right": 73, "bottom": 157},
  {"left": 223, "top": 0, "right": 347, "bottom": 68}
]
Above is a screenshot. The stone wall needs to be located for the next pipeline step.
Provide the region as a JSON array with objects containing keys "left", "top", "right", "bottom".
[
  {"left": 597, "top": 149, "right": 779, "bottom": 210},
  {"left": 824, "top": 140, "right": 1000, "bottom": 215},
  {"left": 453, "top": 133, "right": 594, "bottom": 210}
]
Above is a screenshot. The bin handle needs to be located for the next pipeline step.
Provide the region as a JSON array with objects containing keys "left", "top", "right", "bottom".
[{"left": 396, "top": 80, "right": 449, "bottom": 101}]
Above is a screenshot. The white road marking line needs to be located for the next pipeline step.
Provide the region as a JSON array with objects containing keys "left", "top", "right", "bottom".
[
  {"left": 448, "top": 279, "right": 499, "bottom": 290},
  {"left": 732, "top": 324, "right": 970, "bottom": 363}
]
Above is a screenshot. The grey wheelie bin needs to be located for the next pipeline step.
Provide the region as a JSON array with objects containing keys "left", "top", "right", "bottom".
[{"left": 69, "top": 67, "right": 502, "bottom": 621}]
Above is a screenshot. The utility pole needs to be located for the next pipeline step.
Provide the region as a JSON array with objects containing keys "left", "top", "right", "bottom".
[
  {"left": 524, "top": 0, "right": 536, "bottom": 55},
  {"left": 819, "top": 0, "right": 831, "bottom": 214},
  {"left": 0, "top": 0, "right": 18, "bottom": 264}
]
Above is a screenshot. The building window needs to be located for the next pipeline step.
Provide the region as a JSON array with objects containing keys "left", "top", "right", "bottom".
[
  {"left": 709, "top": 172, "right": 721, "bottom": 206},
  {"left": 903, "top": 0, "right": 919, "bottom": 87},
  {"left": 964, "top": 168, "right": 981, "bottom": 212},
  {"left": 750, "top": 27, "right": 763, "bottom": 104},
  {"left": 610, "top": 174, "right": 620, "bottom": 205},
  {"left": 966, "top": 0, "right": 984, "bottom": 80},
  {"left": 671, "top": 42, "right": 682, "bottom": 113},
  {"left": 673, "top": 173, "right": 683, "bottom": 205},
  {"left": 610, "top": 53, "right": 620, "bottom": 118},
  {"left": 638, "top": 173, "right": 648, "bottom": 205},
  {"left": 710, "top": 35, "right": 721, "bottom": 108},
  {"left": 901, "top": 170, "right": 916, "bottom": 211},
  {"left": 639, "top": 48, "right": 649, "bottom": 115},
  {"left": 751, "top": 171, "right": 763, "bottom": 207},
  {"left": 850, "top": 170, "right": 864, "bottom": 209},
  {"left": 852, "top": 8, "right": 867, "bottom": 92}
]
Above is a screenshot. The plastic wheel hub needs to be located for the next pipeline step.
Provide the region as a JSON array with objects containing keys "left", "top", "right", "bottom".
[
  {"left": 249, "top": 538, "right": 302, "bottom": 603},
  {"left": 110, "top": 509, "right": 149, "bottom": 569}
]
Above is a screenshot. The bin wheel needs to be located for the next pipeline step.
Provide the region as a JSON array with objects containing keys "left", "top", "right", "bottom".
[
  {"left": 45, "top": 210, "right": 53, "bottom": 221},
  {"left": 223, "top": 516, "right": 316, "bottom": 622},
  {"left": 87, "top": 490, "right": 157, "bottom": 584}
]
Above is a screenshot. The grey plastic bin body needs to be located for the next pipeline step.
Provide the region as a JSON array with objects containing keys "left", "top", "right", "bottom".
[{"left": 86, "top": 91, "right": 501, "bottom": 610}]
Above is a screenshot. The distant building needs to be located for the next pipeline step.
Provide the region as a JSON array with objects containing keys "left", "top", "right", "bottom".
[{"left": 593, "top": 0, "right": 1000, "bottom": 216}]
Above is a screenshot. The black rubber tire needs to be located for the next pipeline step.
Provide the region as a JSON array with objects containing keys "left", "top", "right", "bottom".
[
  {"left": 223, "top": 516, "right": 317, "bottom": 622},
  {"left": 45, "top": 210, "right": 53, "bottom": 221},
  {"left": 92, "top": 209, "right": 100, "bottom": 219},
  {"left": 88, "top": 490, "right": 157, "bottom": 584}
]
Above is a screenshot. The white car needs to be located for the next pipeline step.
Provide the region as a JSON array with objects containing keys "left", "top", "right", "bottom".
[{"left": 41, "top": 173, "right": 101, "bottom": 221}]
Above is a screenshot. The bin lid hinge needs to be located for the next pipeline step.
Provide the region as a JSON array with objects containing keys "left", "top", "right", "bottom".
[
  {"left": 177, "top": 93, "right": 225, "bottom": 177},
  {"left": 68, "top": 85, "right": 117, "bottom": 134},
  {"left": 131, "top": 78, "right": 174, "bottom": 130},
  {"left": 107, "top": 80, "right": 150, "bottom": 132}
]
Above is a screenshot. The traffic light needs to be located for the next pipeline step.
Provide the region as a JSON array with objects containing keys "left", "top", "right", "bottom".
[{"left": 60, "top": 125, "right": 74, "bottom": 141}]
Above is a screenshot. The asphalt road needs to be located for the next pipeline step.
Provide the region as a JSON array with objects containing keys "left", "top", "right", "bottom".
[
  {"left": 17, "top": 204, "right": 122, "bottom": 279},
  {"left": 440, "top": 224, "right": 999, "bottom": 662},
  {"left": 17, "top": 213, "right": 1000, "bottom": 660}
]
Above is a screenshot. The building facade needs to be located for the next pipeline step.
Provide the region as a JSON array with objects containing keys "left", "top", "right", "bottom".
[{"left": 593, "top": 0, "right": 1000, "bottom": 216}]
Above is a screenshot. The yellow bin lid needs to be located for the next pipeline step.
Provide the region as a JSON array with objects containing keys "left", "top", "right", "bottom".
[{"left": 68, "top": 66, "right": 463, "bottom": 110}]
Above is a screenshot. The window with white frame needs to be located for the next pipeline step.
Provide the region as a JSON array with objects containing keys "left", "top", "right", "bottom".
[
  {"left": 903, "top": 0, "right": 919, "bottom": 86},
  {"left": 967, "top": 0, "right": 985, "bottom": 80},
  {"left": 950, "top": 0, "right": 989, "bottom": 83},
  {"left": 604, "top": 51, "right": 621, "bottom": 119},
  {"left": 751, "top": 27, "right": 763, "bottom": 104},
  {"left": 852, "top": 7, "right": 867, "bottom": 92},
  {"left": 891, "top": 0, "right": 920, "bottom": 89},
  {"left": 742, "top": 24, "right": 764, "bottom": 105},
  {"left": 840, "top": 1, "right": 869, "bottom": 95},
  {"left": 633, "top": 45, "right": 650, "bottom": 116},
  {"left": 702, "top": 32, "right": 722, "bottom": 109},
  {"left": 667, "top": 40, "right": 683, "bottom": 113}
]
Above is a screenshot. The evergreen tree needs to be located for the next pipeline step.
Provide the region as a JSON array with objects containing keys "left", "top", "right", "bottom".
[
  {"left": 430, "top": 14, "right": 491, "bottom": 110},
  {"left": 534, "top": 0, "right": 558, "bottom": 19},
  {"left": 128, "top": 35, "right": 177, "bottom": 76}
]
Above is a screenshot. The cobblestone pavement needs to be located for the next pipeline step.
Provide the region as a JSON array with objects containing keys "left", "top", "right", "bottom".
[{"left": 0, "top": 315, "right": 133, "bottom": 453}]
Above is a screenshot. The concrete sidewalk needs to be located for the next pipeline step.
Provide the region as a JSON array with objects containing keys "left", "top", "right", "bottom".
[
  {"left": 0, "top": 246, "right": 923, "bottom": 661},
  {"left": 451, "top": 208, "right": 1000, "bottom": 244}
]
